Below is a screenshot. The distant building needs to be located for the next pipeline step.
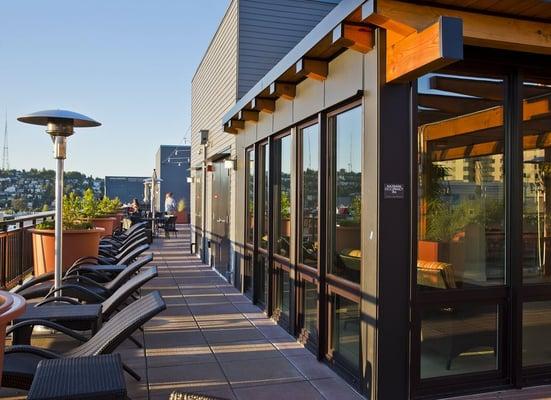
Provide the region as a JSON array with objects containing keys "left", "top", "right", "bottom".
[
  {"left": 154, "top": 145, "right": 190, "bottom": 222},
  {"left": 104, "top": 176, "right": 148, "bottom": 204}
]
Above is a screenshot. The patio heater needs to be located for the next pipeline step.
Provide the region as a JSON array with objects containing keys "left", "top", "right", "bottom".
[{"left": 17, "top": 110, "right": 101, "bottom": 294}]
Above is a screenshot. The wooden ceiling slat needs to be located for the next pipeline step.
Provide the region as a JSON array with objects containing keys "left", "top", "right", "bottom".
[
  {"left": 404, "top": 0, "right": 551, "bottom": 21},
  {"left": 418, "top": 93, "right": 499, "bottom": 114}
]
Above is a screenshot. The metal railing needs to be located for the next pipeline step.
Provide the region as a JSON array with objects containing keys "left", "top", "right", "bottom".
[{"left": 0, "top": 211, "right": 55, "bottom": 289}]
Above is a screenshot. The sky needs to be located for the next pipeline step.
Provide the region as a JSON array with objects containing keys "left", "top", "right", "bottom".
[{"left": 0, "top": 0, "right": 230, "bottom": 178}]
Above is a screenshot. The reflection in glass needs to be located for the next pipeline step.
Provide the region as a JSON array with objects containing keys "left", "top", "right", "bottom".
[
  {"left": 421, "top": 303, "right": 498, "bottom": 378},
  {"left": 244, "top": 250, "right": 253, "bottom": 298},
  {"left": 417, "top": 73, "right": 505, "bottom": 289},
  {"left": 522, "top": 80, "right": 551, "bottom": 284},
  {"left": 332, "top": 294, "right": 360, "bottom": 374},
  {"left": 274, "top": 136, "right": 292, "bottom": 257},
  {"left": 277, "top": 269, "right": 290, "bottom": 320},
  {"left": 259, "top": 143, "right": 270, "bottom": 249},
  {"left": 523, "top": 301, "right": 551, "bottom": 366},
  {"left": 257, "top": 254, "right": 268, "bottom": 308},
  {"left": 300, "top": 124, "right": 319, "bottom": 267},
  {"left": 246, "top": 149, "right": 255, "bottom": 244},
  {"left": 331, "top": 107, "right": 362, "bottom": 283},
  {"left": 303, "top": 281, "right": 318, "bottom": 342}
]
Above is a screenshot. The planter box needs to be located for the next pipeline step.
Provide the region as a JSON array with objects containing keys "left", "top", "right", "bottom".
[
  {"left": 92, "top": 217, "right": 117, "bottom": 237},
  {"left": 30, "top": 228, "right": 104, "bottom": 276}
]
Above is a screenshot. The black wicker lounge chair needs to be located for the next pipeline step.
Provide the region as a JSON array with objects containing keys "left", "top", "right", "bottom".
[
  {"left": 8, "top": 267, "right": 159, "bottom": 345},
  {"left": 15, "top": 254, "right": 153, "bottom": 301},
  {"left": 2, "top": 290, "right": 166, "bottom": 390}
]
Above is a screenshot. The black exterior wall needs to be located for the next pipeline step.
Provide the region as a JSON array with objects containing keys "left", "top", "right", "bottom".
[{"left": 375, "top": 30, "right": 412, "bottom": 400}]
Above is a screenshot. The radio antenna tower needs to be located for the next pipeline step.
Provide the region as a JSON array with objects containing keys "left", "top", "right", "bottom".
[{"left": 1, "top": 109, "right": 8, "bottom": 171}]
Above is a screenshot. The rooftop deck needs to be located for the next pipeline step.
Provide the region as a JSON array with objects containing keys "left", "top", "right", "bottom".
[
  {"left": 0, "top": 227, "right": 363, "bottom": 400},
  {"left": 4, "top": 227, "right": 551, "bottom": 399}
]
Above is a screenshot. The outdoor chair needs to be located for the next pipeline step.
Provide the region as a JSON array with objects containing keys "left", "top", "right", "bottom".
[
  {"left": 8, "top": 267, "right": 159, "bottom": 346},
  {"left": 70, "top": 242, "right": 150, "bottom": 269},
  {"left": 2, "top": 291, "right": 166, "bottom": 390},
  {"left": 88, "top": 236, "right": 148, "bottom": 265},
  {"left": 100, "top": 224, "right": 147, "bottom": 250},
  {"left": 99, "top": 232, "right": 147, "bottom": 258},
  {"left": 14, "top": 255, "right": 153, "bottom": 301},
  {"left": 161, "top": 215, "right": 178, "bottom": 238}
]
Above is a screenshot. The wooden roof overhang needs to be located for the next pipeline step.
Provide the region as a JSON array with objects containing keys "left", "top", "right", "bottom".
[{"left": 222, "top": 0, "right": 551, "bottom": 135}]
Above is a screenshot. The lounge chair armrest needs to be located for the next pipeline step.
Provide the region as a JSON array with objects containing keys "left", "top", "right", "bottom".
[
  {"left": 45, "top": 284, "right": 106, "bottom": 302},
  {"left": 35, "top": 296, "right": 81, "bottom": 307},
  {"left": 13, "top": 272, "right": 55, "bottom": 294},
  {"left": 5, "top": 345, "right": 61, "bottom": 359},
  {"left": 62, "top": 274, "right": 105, "bottom": 289},
  {"left": 72, "top": 256, "right": 101, "bottom": 265},
  {"left": 7, "top": 320, "right": 88, "bottom": 342},
  {"left": 66, "top": 267, "right": 111, "bottom": 282}
]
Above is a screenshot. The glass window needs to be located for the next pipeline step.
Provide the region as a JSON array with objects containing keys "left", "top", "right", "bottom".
[
  {"left": 332, "top": 294, "right": 360, "bottom": 374},
  {"left": 303, "top": 280, "right": 318, "bottom": 342},
  {"left": 259, "top": 143, "right": 270, "bottom": 249},
  {"left": 300, "top": 124, "right": 319, "bottom": 267},
  {"left": 194, "top": 172, "right": 202, "bottom": 255},
  {"left": 274, "top": 135, "right": 292, "bottom": 257},
  {"left": 256, "top": 253, "right": 269, "bottom": 309},
  {"left": 244, "top": 250, "right": 253, "bottom": 298},
  {"left": 420, "top": 303, "right": 499, "bottom": 378},
  {"left": 417, "top": 73, "right": 505, "bottom": 289},
  {"left": 522, "top": 79, "right": 551, "bottom": 284},
  {"left": 276, "top": 269, "right": 290, "bottom": 320},
  {"left": 331, "top": 106, "right": 362, "bottom": 283},
  {"left": 523, "top": 301, "right": 551, "bottom": 367},
  {"left": 246, "top": 149, "right": 255, "bottom": 245}
]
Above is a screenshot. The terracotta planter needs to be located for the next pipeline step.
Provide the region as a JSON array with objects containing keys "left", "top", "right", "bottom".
[
  {"left": 30, "top": 228, "right": 104, "bottom": 276},
  {"left": 335, "top": 225, "right": 361, "bottom": 252},
  {"left": 92, "top": 217, "right": 117, "bottom": 237},
  {"left": 418, "top": 240, "right": 449, "bottom": 262},
  {"left": 0, "top": 291, "right": 25, "bottom": 385},
  {"left": 176, "top": 210, "right": 189, "bottom": 224}
]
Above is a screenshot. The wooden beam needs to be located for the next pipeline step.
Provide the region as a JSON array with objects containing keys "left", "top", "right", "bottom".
[
  {"left": 295, "top": 58, "right": 328, "bottom": 81},
  {"left": 228, "top": 119, "right": 244, "bottom": 130},
  {"left": 223, "top": 123, "right": 238, "bottom": 134},
  {"left": 418, "top": 94, "right": 499, "bottom": 115},
  {"left": 332, "top": 22, "right": 374, "bottom": 53},
  {"left": 386, "top": 16, "right": 463, "bottom": 83},
  {"left": 377, "top": 0, "right": 551, "bottom": 56},
  {"left": 423, "top": 96, "right": 551, "bottom": 141},
  {"left": 362, "top": 0, "right": 416, "bottom": 38},
  {"left": 251, "top": 98, "right": 275, "bottom": 114},
  {"left": 429, "top": 76, "right": 551, "bottom": 101},
  {"left": 238, "top": 110, "right": 259, "bottom": 122},
  {"left": 269, "top": 82, "right": 296, "bottom": 100}
]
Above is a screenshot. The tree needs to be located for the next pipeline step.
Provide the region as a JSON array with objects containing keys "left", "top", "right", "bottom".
[{"left": 11, "top": 198, "right": 27, "bottom": 212}]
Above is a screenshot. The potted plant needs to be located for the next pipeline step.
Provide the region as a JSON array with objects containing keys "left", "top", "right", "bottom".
[
  {"left": 81, "top": 189, "right": 118, "bottom": 237},
  {"left": 176, "top": 198, "right": 188, "bottom": 223},
  {"left": 30, "top": 192, "right": 104, "bottom": 276}
]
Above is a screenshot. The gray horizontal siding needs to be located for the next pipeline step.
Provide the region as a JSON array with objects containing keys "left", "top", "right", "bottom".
[{"left": 237, "top": 0, "right": 339, "bottom": 98}]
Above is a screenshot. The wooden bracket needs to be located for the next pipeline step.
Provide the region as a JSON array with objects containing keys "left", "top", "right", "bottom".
[
  {"left": 386, "top": 16, "right": 463, "bottom": 83},
  {"left": 295, "top": 58, "right": 328, "bottom": 81},
  {"left": 269, "top": 82, "right": 296, "bottom": 100},
  {"left": 223, "top": 123, "right": 238, "bottom": 134},
  {"left": 332, "top": 23, "right": 374, "bottom": 54},
  {"left": 251, "top": 98, "right": 276, "bottom": 114},
  {"left": 238, "top": 110, "right": 259, "bottom": 122}
]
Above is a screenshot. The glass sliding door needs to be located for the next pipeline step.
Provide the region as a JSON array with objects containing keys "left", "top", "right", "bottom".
[
  {"left": 256, "top": 142, "right": 270, "bottom": 309},
  {"left": 414, "top": 68, "right": 507, "bottom": 394},
  {"left": 297, "top": 122, "right": 320, "bottom": 349},
  {"left": 521, "top": 76, "right": 551, "bottom": 375},
  {"left": 273, "top": 134, "right": 292, "bottom": 327},
  {"left": 194, "top": 170, "right": 203, "bottom": 259},
  {"left": 244, "top": 148, "right": 255, "bottom": 298},
  {"left": 327, "top": 103, "right": 362, "bottom": 383}
]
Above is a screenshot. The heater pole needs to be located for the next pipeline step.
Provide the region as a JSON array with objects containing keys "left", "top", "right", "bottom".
[{"left": 54, "top": 136, "right": 66, "bottom": 295}]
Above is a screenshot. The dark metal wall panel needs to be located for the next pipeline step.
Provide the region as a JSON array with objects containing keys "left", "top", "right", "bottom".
[
  {"left": 105, "top": 176, "right": 149, "bottom": 204},
  {"left": 155, "top": 145, "right": 191, "bottom": 217},
  {"left": 237, "top": 0, "right": 340, "bottom": 98}
]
